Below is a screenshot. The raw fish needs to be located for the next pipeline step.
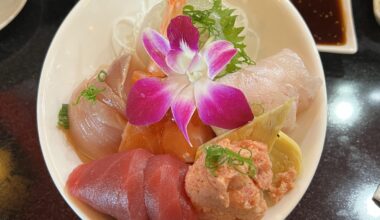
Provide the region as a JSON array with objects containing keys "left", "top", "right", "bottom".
[
  {"left": 67, "top": 149, "right": 153, "bottom": 220},
  {"left": 68, "top": 94, "right": 126, "bottom": 160},
  {"left": 218, "top": 49, "right": 321, "bottom": 131},
  {"left": 105, "top": 54, "right": 131, "bottom": 101},
  {"left": 185, "top": 139, "right": 270, "bottom": 220},
  {"left": 119, "top": 112, "right": 215, "bottom": 163},
  {"left": 144, "top": 155, "right": 197, "bottom": 220},
  {"left": 247, "top": 49, "right": 322, "bottom": 113},
  {"left": 67, "top": 150, "right": 197, "bottom": 220},
  {"left": 67, "top": 55, "right": 130, "bottom": 160}
]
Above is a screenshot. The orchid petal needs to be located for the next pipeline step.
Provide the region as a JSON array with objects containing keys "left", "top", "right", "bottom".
[
  {"left": 203, "top": 40, "right": 237, "bottom": 79},
  {"left": 126, "top": 78, "right": 180, "bottom": 125},
  {"left": 171, "top": 85, "right": 196, "bottom": 145},
  {"left": 167, "top": 16, "right": 199, "bottom": 52},
  {"left": 142, "top": 28, "right": 174, "bottom": 75},
  {"left": 166, "top": 49, "right": 195, "bottom": 74},
  {"left": 194, "top": 79, "right": 253, "bottom": 129}
]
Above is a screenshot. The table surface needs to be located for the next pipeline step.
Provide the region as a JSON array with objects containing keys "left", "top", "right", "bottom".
[{"left": 0, "top": 0, "right": 379, "bottom": 219}]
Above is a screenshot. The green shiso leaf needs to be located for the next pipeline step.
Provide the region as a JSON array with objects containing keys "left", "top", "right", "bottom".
[{"left": 183, "top": 0, "right": 255, "bottom": 78}]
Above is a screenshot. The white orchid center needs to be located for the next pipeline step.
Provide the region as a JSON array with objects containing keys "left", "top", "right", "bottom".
[
  {"left": 184, "top": 53, "right": 208, "bottom": 83},
  {"left": 187, "top": 70, "right": 204, "bottom": 82}
]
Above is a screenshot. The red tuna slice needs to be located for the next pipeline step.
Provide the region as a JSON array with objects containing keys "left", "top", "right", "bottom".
[
  {"left": 144, "top": 155, "right": 197, "bottom": 220},
  {"left": 67, "top": 149, "right": 153, "bottom": 220}
]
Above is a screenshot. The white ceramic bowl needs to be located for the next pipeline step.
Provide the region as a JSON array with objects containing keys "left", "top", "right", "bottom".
[
  {"left": 316, "top": 0, "right": 358, "bottom": 54},
  {"left": 37, "top": 0, "right": 327, "bottom": 219},
  {"left": 0, "top": 0, "right": 27, "bottom": 31}
]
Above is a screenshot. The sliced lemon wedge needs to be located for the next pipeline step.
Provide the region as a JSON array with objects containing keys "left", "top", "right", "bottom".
[{"left": 271, "top": 131, "right": 302, "bottom": 175}]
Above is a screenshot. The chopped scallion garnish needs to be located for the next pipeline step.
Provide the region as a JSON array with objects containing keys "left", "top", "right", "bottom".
[
  {"left": 75, "top": 85, "right": 105, "bottom": 104},
  {"left": 97, "top": 70, "right": 108, "bottom": 82},
  {"left": 58, "top": 104, "right": 69, "bottom": 129},
  {"left": 204, "top": 145, "right": 256, "bottom": 178}
]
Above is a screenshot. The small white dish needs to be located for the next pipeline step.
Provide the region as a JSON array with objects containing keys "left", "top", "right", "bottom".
[
  {"left": 317, "top": 0, "right": 358, "bottom": 54},
  {"left": 374, "top": 0, "right": 380, "bottom": 25},
  {"left": 37, "top": 0, "right": 327, "bottom": 219},
  {"left": 0, "top": 0, "right": 27, "bottom": 31}
]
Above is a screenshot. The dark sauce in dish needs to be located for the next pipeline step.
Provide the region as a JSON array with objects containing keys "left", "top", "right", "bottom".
[{"left": 291, "top": 0, "right": 346, "bottom": 45}]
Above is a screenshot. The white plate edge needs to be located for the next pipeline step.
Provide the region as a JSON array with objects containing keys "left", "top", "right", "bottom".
[
  {"left": 279, "top": 0, "right": 328, "bottom": 218},
  {"left": 36, "top": 0, "right": 88, "bottom": 216},
  {"left": 0, "top": 0, "right": 27, "bottom": 31}
]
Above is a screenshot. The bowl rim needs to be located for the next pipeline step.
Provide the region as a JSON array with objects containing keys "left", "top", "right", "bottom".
[{"left": 275, "top": 0, "right": 327, "bottom": 218}]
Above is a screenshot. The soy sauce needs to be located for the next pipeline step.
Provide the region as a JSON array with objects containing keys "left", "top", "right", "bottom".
[{"left": 291, "top": 0, "right": 346, "bottom": 45}]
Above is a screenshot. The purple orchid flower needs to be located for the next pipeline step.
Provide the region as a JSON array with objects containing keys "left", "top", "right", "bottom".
[{"left": 126, "top": 15, "right": 253, "bottom": 144}]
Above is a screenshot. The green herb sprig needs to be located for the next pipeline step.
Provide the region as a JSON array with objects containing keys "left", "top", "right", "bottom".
[
  {"left": 183, "top": 0, "right": 255, "bottom": 78},
  {"left": 58, "top": 104, "right": 69, "bottom": 129},
  {"left": 183, "top": 5, "right": 219, "bottom": 46},
  {"left": 75, "top": 85, "right": 105, "bottom": 105},
  {"left": 204, "top": 145, "right": 256, "bottom": 178}
]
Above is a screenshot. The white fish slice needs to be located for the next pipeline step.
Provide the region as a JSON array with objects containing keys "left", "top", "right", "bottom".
[
  {"left": 67, "top": 55, "right": 131, "bottom": 160},
  {"left": 218, "top": 49, "right": 321, "bottom": 132}
]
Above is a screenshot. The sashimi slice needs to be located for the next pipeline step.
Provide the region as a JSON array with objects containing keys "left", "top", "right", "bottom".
[
  {"left": 144, "top": 155, "right": 197, "bottom": 220},
  {"left": 96, "top": 54, "right": 131, "bottom": 116},
  {"left": 68, "top": 82, "right": 126, "bottom": 160},
  {"left": 67, "top": 55, "right": 131, "bottom": 160},
  {"left": 219, "top": 69, "right": 298, "bottom": 131},
  {"left": 67, "top": 149, "right": 153, "bottom": 220},
  {"left": 119, "top": 112, "right": 215, "bottom": 163},
  {"left": 91, "top": 77, "right": 126, "bottom": 117},
  {"left": 105, "top": 54, "right": 131, "bottom": 101},
  {"left": 218, "top": 49, "right": 321, "bottom": 131},
  {"left": 245, "top": 49, "right": 322, "bottom": 113}
]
